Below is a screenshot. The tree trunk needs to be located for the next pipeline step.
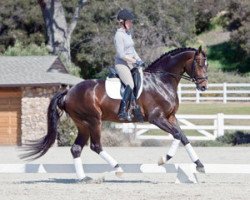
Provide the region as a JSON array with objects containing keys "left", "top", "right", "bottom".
[{"left": 38, "top": 0, "right": 86, "bottom": 68}]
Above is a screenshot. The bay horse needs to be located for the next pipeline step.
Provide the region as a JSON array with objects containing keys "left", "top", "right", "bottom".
[{"left": 21, "top": 46, "right": 208, "bottom": 182}]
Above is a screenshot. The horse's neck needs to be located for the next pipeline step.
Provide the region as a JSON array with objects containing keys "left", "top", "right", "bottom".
[
  {"left": 147, "top": 51, "right": 193, "bottom": 74},
  {"left": 166, "top": 52, "right": 193, "bottom": 74},
  {"left": 145, "top": 51, "right": 194, "bottom": 91},
  {"left": 157, "top": 53, "right": 190, "bottom": 86}
]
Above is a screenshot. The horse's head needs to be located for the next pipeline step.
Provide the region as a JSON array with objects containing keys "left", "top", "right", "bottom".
[{"left": 186, "top": 46, "right": 208, "bottom": 91}]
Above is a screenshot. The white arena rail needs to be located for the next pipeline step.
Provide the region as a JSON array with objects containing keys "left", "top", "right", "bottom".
[
  {"left": 178, "top": 83, "right": 250, "bottom": 103},
  {"left": 1, "top": 163, "right": 250, "bottom": 184},
  {"left": 114, "top": 113, "right": 250, "bottom": 141}
]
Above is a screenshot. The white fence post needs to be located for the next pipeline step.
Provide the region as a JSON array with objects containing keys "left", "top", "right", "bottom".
[
  {"left": 177, "top": 83, "right": 250, "bottom": 103},
  {"left": 213, "top": 119, "right": 218, "bottom": 138},
  {"left": 114, "top": 114, "right": 250, "bottom": 141},
  {"left": 196, "top": 89, "right": 200, "bottom": 103},
  {"left": 217, "top": 113, "right": 224, "bottom": 137},
  {"left": 223, "top": 82, "right": 227, "bottom": 103}
]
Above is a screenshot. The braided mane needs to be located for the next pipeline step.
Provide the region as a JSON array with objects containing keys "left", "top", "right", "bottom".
[{"left": 148, "top": 47, "right": 197, "bottom": 67}]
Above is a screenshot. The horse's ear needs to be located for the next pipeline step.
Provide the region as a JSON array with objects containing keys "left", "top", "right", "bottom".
[{"left": 198, "top": 46, "right": 202, "bottom": 53}]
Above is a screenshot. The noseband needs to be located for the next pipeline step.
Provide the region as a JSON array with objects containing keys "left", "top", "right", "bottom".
[
  {"left": 164, "top": 52, "right": 208, "bottom": 83},
  {"left": 190, "top": 57, "right": 208, "bottom": 83}
]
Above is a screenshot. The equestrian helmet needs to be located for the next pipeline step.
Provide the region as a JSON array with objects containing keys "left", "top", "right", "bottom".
[{"left": 117, "top": 9, "right": 134, "bottom": 21}]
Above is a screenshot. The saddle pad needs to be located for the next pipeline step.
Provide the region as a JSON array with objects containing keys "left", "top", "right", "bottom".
[{"left": 105, "top": 70, "right": 143, "bottom": 100}]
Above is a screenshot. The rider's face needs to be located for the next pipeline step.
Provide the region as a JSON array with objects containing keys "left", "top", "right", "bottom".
[{"left": 125, "top": 20, "right": 133, "bottom": 30}]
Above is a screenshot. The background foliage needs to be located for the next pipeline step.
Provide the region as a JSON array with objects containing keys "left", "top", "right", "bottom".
[{"left": 0, "top": 0, "right": 249, "bottom": 78}]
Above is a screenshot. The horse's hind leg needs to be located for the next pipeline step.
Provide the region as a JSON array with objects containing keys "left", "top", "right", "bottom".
[
  {"left": 71, "top": 124, "right": 90, "bottom": 181},
  {"left": 89, "top": 118, "right": 124, "bottom": 177}
]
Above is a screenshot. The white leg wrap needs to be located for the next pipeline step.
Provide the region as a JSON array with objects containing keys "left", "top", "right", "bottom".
[
  {"left": 73, "top": 157, "right": 86, "bottom": 180},
  {"left": 168, "top": 139, "right": 181, "bottom": 157},
  {"left": 99, "top": 151, "right": 118, "bottom": 168},
  {"left": 185, "top": 143, "right": 199, "bottom": 162}
]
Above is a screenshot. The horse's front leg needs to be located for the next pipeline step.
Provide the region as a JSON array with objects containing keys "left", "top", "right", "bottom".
[{"left": 151, "top": 115, "right": 205, "bottom": 173}]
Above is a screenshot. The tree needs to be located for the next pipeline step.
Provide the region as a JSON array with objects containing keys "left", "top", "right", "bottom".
[
  {"left": 194, "top": 0, "right": 229, "bottom": 34},
  {"left": 0, "top": 0, "right": 205, "bottom": 78},
  {"left": 3, "top": 40, "right": 49, "bottom": 56},
  {"left": 37, "top": 0, "right": 87, "bottom": 68},
  {"left": 224, "top": 0, "right": 250, "bottom": 73},
  {"left": 70, "top": 0, "right": 196, "bottom": 78},
  {"left": 0, "top": 0, "right": 45, "bottom": 52}
]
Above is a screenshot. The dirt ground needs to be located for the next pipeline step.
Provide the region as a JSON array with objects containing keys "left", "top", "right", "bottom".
[{"left": 0, "top": 147, "right": 250, "bottom": 200}]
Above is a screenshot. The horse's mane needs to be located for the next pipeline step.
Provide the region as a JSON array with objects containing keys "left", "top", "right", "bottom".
[{"left": 148, "top": 47, "right": 197, "bottom": 68}]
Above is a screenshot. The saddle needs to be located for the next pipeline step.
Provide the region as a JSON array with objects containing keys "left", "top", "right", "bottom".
[
  {"left": 105, "top": 67, "right": 143, "bottom": 99},
  {"left": 105, "top": 66, "right": 144, "bottom": 122}
]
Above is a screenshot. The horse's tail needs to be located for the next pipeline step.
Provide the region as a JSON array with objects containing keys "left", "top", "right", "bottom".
[{"left": 20, "top": 90, "right": 68, "bottom": 160}]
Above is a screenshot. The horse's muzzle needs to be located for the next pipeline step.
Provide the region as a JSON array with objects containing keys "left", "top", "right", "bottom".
[{"left": 196, "top": 85, "right": 207, "bottom": 91}]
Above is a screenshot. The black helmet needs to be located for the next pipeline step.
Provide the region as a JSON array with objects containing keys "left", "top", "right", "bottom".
[{"left": 117, "top": 9, "right": 134, "bottom": 21}]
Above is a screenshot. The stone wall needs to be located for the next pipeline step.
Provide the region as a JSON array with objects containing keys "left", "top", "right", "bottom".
[{"left": 21, "top": 86, "right": 60, "bottom": 144}]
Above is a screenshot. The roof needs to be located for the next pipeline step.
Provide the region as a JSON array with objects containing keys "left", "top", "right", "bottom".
[{"left": 0, "top": 56, "right": 83, "bottom": 87}]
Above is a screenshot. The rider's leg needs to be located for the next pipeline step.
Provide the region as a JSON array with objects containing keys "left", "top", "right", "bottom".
[
  {"left": 115, "top": 64, "right": 134, "bottom": 121},
  {"left": 115, "top": 64, "right": 134, "bottom": 89},
  {"left": 118, "top": 85, "right": 133, "bottom": 120}
]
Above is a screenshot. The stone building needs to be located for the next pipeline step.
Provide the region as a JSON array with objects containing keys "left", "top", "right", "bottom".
[{"left": 0, "top": 56, "right": 83, "bottom": 145}]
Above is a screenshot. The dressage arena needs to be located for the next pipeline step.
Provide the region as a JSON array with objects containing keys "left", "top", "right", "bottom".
[{"left": 1, "top": 146, "right": 250, "bottom": 200}]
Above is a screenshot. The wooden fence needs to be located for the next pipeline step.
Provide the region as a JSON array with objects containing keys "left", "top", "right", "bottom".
[
  {"left": 114, "top": 114, "right": 250, "bottom": 141},
  {"left": 178, "top": 83, "right": 250, "bottom": 103}
]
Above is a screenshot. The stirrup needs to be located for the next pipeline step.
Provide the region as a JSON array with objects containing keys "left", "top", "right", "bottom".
[
  {"left": 118, "top": 112, "right": 132, "bottom": 121},
  {"left": 133, "top": 105, "right": 144, "bottom": 122}
]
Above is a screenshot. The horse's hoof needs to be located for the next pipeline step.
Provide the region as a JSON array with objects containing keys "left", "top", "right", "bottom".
[
  {"left": 158, "top": 156, "right": 166, "bottom": 166},
  {"left": 115, "top": 171, "right": 124, "bottom": 177},
  {"left": 195, "top": 160, "right": 205, "bottom": 173},
  {"left": 196, "top": 166, "right": 205, "bottom": 173},
  {"left": 79, "top": 176, "right": 93, "bottom": 183},
  {"left": 79, "top": 176, "right": 104, "bottom": 184},
  {"left": 115, "top": 167, "right": 124, "bottom": 177}
]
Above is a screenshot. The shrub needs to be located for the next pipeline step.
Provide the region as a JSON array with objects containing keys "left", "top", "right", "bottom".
[
  {"left": 192, "top": 140, "right": 226, "bottom": 147},
  {"left": 101, "top": 128, "right": 140, "bottom": 147},
  {"left": 3, "top": 40, "right": 49, "bottom": 56},
  {"left": 216, "top": 132, "right": 237, "bottom": 144},
  {"left": 193, "top": 131, "right": 250, "bottom": 147},
  {"left": 141, "top": 139, "right": 163, "bottom": 147},
  {"left": 57, "top": 115, "right": 78, "bottom": 146}
]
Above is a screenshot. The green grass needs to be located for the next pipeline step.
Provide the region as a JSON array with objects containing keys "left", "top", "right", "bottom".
[{"left": 178, "top": 102, "right": 250, "bottom": 115}]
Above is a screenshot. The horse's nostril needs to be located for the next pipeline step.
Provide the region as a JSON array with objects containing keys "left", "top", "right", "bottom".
[{"left": 201, "top": 86, "right": 206, "bottom": 91}]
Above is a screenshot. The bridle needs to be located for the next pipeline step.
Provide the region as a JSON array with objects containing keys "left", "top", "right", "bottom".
[
  {"left": 148, "top": 51, "right": 208, "bottom": 83},
  {"left": 188, "top": 53, "right": 208, "bottom": 83}
]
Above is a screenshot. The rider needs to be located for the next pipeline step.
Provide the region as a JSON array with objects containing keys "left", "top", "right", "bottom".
[{"left": 114, "top": 8, "right": 144, "bottom": 121}]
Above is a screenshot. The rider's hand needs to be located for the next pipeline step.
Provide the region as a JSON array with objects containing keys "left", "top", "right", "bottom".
[{"left": 135, "top": 60, "right": 145, "bottom": 67}]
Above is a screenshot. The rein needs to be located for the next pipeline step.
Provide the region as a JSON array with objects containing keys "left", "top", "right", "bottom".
[
  {"left": 145, "top": 52, "right": 208, "bottom": 83},
  {"left": 147, "top": 71, "right": 198, "bottom": 83}
]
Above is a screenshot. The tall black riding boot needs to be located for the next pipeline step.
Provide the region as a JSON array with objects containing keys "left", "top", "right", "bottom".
[{"left": 118, "top": 85, "right": 133, "bottom": 121}]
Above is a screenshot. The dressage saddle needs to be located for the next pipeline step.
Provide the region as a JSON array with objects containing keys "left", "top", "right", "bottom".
[{"left": 108, "top": 66, "right": 144, "bottom": 122}]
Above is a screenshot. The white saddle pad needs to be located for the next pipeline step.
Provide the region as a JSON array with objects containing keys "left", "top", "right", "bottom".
[{"left": 105, "top": 69, "right": 143, "bottom": 100}]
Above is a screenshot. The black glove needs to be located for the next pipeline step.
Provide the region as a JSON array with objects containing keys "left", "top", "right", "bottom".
[{"left": 135, "top": 60, "right": 145, "bottom": 67}]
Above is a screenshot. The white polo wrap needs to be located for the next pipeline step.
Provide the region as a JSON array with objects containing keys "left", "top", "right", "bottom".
[
  {"left": 73, "top": 157, "right": 86, "bottom": 180},
  {"left": 168, "top": 139, "right": 181, "bottom": 157},
  {"left": 185, "top": 143, "right": 199, "bottom": 162},
  {"left": 99, "top": 151, "right": 118, "bottom": 168}
]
